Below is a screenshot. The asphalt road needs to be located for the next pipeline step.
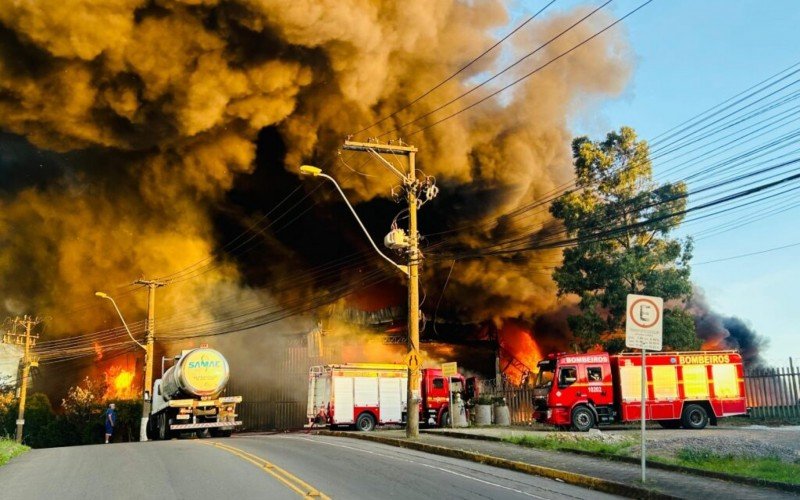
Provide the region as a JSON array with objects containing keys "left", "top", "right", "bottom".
[{"left": 0, "top": 434, "right": 622, "bottom": 500}]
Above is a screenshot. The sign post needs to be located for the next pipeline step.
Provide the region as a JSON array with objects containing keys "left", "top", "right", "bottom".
[
  {"left": 625, "top": 294, "right": 663, "bottom": 483},
  {"left": 441, "top": 362, "right": 458, "bottom": 428}
]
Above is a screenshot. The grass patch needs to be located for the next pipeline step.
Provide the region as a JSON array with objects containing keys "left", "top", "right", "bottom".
[
  {"left": 721, "top": 415, "right": 800, "bottom": 427},
  {"left": 651, "top": 449, "right": 800, "bottom": 485},
  {"left": 0, "top": 438, "right": 29, "bottom": 466},
  {"left": 502, "top": 434, "right": 635, "bottom": 457}
]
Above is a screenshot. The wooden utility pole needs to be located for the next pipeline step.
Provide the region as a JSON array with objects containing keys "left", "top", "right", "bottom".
[
  {"left": 342, "top": 140, "right": 430, "bottom": 438},
  {"left": 134, "top": 279, "right": 165, "bottom": 442},
  {"left": 3, "top": 316, "right": 40, "bottom": 443}
]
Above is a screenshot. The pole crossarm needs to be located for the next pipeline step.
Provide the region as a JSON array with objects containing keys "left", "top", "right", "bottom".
[{"left": 342, "top": 140, "right": 418, "bottom": 154}]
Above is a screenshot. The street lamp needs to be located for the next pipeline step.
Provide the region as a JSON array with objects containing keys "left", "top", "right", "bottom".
[
  {"left": 299, "top": 166, "right": 408, "bottom": 276},
  {"left": 95, "top": 291, "right": 150, "bottom": 442},
  {"left": 95, "top": 292, "right": 145, "bottom": 349}
]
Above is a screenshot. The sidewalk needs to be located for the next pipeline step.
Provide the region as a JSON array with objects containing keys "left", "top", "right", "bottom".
[{"left": 321, "top": 428, "right": 799, "bottom": 500}]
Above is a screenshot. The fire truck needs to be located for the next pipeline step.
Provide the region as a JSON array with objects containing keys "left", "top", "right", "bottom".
[
  {"left": 532, "top": 351, "right": 747, "bottom": 431},
  {"left": 306, "top": 363, "right": 472, "bottom": 431}
]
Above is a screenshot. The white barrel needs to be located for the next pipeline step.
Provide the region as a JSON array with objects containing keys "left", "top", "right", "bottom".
[
  {"left": 161, "top": 348, "right": 230, "bottom": 400},
  {"left": 493, "top": 403, "right": 510, "bottom": 425},
  {"left": 474, "top": 404, "right": 492, "bottom": 425}
]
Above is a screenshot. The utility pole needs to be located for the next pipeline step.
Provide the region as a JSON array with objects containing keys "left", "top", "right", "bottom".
[
  {"left": 134, "top": 279, "right": 165, "bottom": 442},
  {"left": 2, "top": 316, "right": 41, "bottom": 444},
  {"left": 342, "top": 140, "right": 436, "bottom": 439}
]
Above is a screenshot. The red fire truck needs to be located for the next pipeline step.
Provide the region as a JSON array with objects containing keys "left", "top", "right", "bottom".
[
  {"left": 306, "top": 363, "right": 472, "bottom": 431},
  {"left": 532, "top": 351, "right": 747, "bottom": 431}
]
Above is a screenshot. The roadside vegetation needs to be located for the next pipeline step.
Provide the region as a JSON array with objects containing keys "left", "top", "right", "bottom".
[
  {"left": 502, "top": 433, "right": 800, "bottom": 485},
  {"left": 0, "top": 438, "right": 29, "bottom": 466},
  {"left": 651, "top": 449, "right": 800, "bottom": 485},
  {"left": 0, "top": 378, "right": 142, "bottom": 448},
  {"left": 503, "top": 434, "right": 635, "bottom": 457}
]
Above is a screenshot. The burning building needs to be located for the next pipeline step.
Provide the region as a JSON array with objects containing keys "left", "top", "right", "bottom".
[{"left": 0, "top": 2, "right": 763, "bottom": 419}]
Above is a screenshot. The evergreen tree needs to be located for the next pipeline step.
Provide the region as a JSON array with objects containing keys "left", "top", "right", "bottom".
[{"left": 550, "top": 127, "right": 699, "bottom": 352}]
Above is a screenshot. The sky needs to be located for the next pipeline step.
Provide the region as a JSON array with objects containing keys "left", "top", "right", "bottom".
[{"left": 537, "top": 0, "right": 800, "bottom": 364}]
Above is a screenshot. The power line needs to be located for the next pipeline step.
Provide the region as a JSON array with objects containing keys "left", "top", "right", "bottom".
[
  {"left": 377, "top": 0, "right": 616, "bottom": 139},
  {"left": 694, "top": 241, "right": 800, "bottom": 265},
  {"left": 404, "top": 0, "right": 654, "bottom": 138},
  {"left": 352, "top": 0, "right": 558, "bottom": 137}
]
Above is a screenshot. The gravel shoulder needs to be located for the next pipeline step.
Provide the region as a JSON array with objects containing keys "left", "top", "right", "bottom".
[{"left": 426, "top": 424, "right": 800, "bottom": 462}]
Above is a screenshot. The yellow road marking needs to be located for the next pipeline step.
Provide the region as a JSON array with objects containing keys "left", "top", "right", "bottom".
[{"left": 197, "top": 440, "right": 330, "bottom": 499}]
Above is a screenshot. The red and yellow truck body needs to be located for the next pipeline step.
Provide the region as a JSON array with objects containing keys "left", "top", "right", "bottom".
[
  {"left": 532, "top": 351, "right": 747, "bottom": 431},
  {"left": 306, "top": 363, "right": 468, "bottom": 430}
]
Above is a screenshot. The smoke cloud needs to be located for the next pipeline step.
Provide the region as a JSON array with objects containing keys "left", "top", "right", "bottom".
[
  {"left": 0, "top": 1, "right": 632, "bottom": 383},
  {"left": 689, "top": 288, "right": 768, "bottom": 368}
]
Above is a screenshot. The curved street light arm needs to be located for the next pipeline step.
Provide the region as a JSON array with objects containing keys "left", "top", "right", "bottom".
[
  {"left": 95, "top": 293, "right": 146, "bottom": 350},
  {"left": 319, "top": 173, "right": 410, "bottom": 276}
]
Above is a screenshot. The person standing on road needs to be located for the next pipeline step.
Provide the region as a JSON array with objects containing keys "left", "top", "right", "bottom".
[{"left": 104, "top": 403, "right": 117, "bottom": 444}]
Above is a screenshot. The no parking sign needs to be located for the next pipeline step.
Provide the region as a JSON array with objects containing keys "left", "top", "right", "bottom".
[{"left": 625, "top": 294, "right": 663, "bottom": 351}]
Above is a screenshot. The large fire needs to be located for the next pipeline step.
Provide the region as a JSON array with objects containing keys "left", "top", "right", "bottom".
[
  {"left": 499, "top": 320, "right": 543, "bottom": 386},
  {"left": 103, "top": 364, "right": 140, "bottom": 401},
  {"left": 96, "top": 351, "right": 141, "bottom": 401}
]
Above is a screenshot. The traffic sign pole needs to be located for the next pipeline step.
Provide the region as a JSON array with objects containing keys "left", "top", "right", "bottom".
[
  {"left": 641, "top": 348, "right": 646, "bottom": 483},
  {"left": 625, "top": 293, "right": 663, "bottom": 485}
]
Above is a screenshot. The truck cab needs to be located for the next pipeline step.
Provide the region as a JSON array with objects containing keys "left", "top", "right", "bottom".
[
  {"left": 532, "top": 352, "right": 615, "bottom": 431},
  {"left": 421, "top": 368, "right": 466, "bottom": 427}
]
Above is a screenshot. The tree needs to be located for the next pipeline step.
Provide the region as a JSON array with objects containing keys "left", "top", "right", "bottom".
[{"left": 550, "top": 126, "right": 699, "bottom": 352}]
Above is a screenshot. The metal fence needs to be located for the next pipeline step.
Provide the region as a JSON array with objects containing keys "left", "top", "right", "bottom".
[{"left": 745, "top": 359, "right": 800, "bottom": 419}]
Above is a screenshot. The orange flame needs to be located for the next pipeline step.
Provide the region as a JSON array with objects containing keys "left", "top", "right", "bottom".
[
  {"left": 93, "top": 341, "right": 103, "bottom": 360},
  {"left": 499, "top": 320, "right": 543, "bottom": 386},
  {"left": 702, "top": 340, "right": 723, "bottom": 351},
  {"left": 102, "top": 357, "right": 140, "bottom": 401},
  {"left": 103, "top": 366, "right": 137, "bottom": 400}
]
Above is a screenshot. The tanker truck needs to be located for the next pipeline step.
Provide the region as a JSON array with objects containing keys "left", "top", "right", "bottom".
[{"left": 147, "top": 347, "right": 242, "bottom": 440}]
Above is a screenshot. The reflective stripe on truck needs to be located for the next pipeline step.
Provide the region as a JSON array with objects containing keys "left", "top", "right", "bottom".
[{"left": 169, "top": 420, "right": 243, "bottom": 430}]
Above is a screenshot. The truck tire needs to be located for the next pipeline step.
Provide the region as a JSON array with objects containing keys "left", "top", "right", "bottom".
[
  {"left": 157, "top": 413, "right": 169, "bottom": 440},
  {"left": 356, "top": 412, "right": 376, "bottom": 432},
  {"left": 657, "top": 419, "right": 682, "bottom": 429},
  {"left": 681, "top": 404, "right": 709, "bottom": 430},
  {"left": 440, "top": 410, "right": 450, "bottom": 428},
  {"left": 146, "top": 417, "right": 156, "bottom": 440},
  {"left": 210, "top": 427, "right": 232, "bottom": 438},
  {"left": 571, "top": 406, "right": 595, "bottom": 432}
]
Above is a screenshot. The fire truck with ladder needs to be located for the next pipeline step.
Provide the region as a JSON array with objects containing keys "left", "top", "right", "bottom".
[
  {"left": 532, "top": 351, "right": 747, "bottom": 431},
  {"left": 306, "top": 363, "right": 478, "bottom": 431}
]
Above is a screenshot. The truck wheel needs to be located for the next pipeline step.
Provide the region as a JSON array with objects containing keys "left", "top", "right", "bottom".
[
  {"left": 157, "top": 413, "right": 169, "bottom": 440},
  {"left": 440, "top": 410, "right": 450, "bottom": 428},
  {"left": 571, "top": 406, "right": 595, "bottom": 432},
  {"left": 146, "top": 417, "right": 156, "bottom": 440},
  {"left": 658, "top": 419, "right": 682, "bottom": 429},
  {"left": 356, "top": 412, "right": 376, "bottom": 432},
  {"left": 210, "top": 427, "right": 232, "bottom": 438},
  {"left": 681, "top": 404, "right": 709, "bottom": 430}
]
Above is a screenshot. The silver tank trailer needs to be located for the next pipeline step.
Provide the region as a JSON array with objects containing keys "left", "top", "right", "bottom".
[{"left": 160, "top": 348, "right": 231, "bottom": 400}]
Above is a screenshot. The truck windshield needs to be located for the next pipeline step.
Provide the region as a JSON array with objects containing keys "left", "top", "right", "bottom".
[{"left": 534, "top": 369, "right": 554, "bottom": 388}]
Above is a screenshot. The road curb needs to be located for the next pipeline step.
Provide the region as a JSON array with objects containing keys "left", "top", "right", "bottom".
[
  {"left": 424, "top": 430, "right": 800, "bottom": 494},
  {"left": 318, "top": 431, "right": 675, "bottom": 499}
]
